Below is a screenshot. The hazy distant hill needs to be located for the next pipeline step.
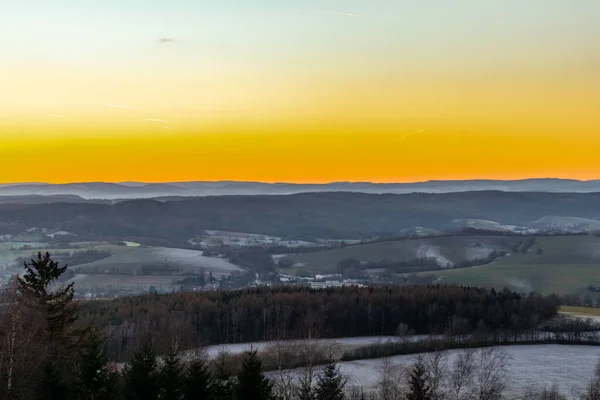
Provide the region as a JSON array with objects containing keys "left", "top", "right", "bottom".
[
  {"left": 2, "top": 191, "right": 600, "bottom": 245},
  {"left": 0, "top": 195, "right": 93, "bottom": 204},
  {"left": 2, "top": 179, "right": 600, "bottom": 199}
]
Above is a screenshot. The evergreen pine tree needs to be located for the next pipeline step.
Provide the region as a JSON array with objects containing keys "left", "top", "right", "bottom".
[
  {"left": 123, "top": 341, "right": 159, "bottom": 400},
  {"left": 159, "top": 351, "right": 185, "bottom": 400},
  {"left": 406, "top": 359, "right": 432, "bottom": 400},
  {"left": 77, "top": 331, "right": 119, "bottom": 400},
  {"left": 235, "top": 349, "right": 275, "bottom": 400},
  {"left": 38, "top": 359, "right": 71, "bottom": 400},
  {"left": 212, "top": 352, "right": 235, "bottom": 400},
  {"left": 184, "top": 354, "right": 214, "bottom": 400},
  {"left": 17, "top": 252, "right": 90, "bottom": 399},
  {"left": 314, "top": 356, "right": 346, "bottom": 400},
  {"left": 17, "top": 252, "right": 82, "bottom": 342}
]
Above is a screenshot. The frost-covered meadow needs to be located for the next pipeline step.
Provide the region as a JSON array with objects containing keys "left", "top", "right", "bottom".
[{"left": 337, "top": 345, "right": 600, "bottom": 395}]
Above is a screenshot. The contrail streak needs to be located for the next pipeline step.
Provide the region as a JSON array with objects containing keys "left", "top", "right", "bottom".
[{"left": 392, "top": 129, "right": 426, "bottom": 141}]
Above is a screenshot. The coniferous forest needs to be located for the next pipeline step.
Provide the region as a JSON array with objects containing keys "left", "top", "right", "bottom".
[{"left": 0, "top": 252, "right": 576, "bottom": 399}]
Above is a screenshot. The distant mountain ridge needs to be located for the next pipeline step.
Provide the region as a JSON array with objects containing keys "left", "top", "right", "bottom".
[
  {"left": 2, "top": 191, "right": 600, "bottom": 243},
  {"left": 1, "top": 179, "right": 600, "bottom": 199}
]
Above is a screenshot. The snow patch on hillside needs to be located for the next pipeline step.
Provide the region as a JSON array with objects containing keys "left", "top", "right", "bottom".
[
  {"left": 416, "top": 245, "right": 452, "bottom": 268},
  {"left": 533, "top": 216, "right": 600, "bottom": 231}
]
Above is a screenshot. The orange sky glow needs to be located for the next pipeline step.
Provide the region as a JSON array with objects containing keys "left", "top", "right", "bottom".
[{"left": 1, "top": 1, "right": 599, "bottom": 183}]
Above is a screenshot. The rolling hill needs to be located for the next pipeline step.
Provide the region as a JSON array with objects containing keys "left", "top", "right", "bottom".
[
  {"left": 277, "top": 234, "right": 600, "bottom": 295},
  {"left": 2, "top": 191, "right": 600, "bottom": 245},
  {"left": 2, "top": 178, "right": 600, "bottom": 199}
]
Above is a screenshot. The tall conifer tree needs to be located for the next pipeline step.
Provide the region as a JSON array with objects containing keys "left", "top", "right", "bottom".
[
  {"left": 314, "top": 356, "right": 346, "bottom": 400},
  {"left": 236, "top": 349, "right": 275, "bottom": 400}
]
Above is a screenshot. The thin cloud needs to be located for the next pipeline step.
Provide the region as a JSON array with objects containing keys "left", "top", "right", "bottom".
[
  {"left": 158, "top": 38, "right": 174, "bottom": 43},
  {"left": 163, "top": 126, "right": 173, "bottom": 130},
  {"left": 106, "top": 103, "right": 133, "bottom": 110},
  {"left": 392, "top": 129, "right": 426, "bottom": 142},
  {"left": 47, "top": 114, "right": 63, "bottom": 118},
  {"left": 331, "top": 12, "right": 360, "bottom": 17},
  {"left": 141, "top": 118, "right": 168, "bottom": 123}
]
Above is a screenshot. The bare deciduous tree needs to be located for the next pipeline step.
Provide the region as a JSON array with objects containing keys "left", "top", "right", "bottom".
[
  {"left": 423, "top": 350, "right": 449, "bottom": 400},
  {"left": 0, "top": 279, "right": 46, "bottom": 399},
  {"left": 266, "top": 338, "right": 337, "bottom": 400},
  {"left": 473, "top": 348, "right": 510, "bottom": 400},
  {"left": 374, "top": 356, "right": 406, "bottom": 400},
  {"left": 448, "top": 349, "right": 476, "bottom": 400},
  {"left": 580, "top": 359, "right": 600, "bottom": 400}
]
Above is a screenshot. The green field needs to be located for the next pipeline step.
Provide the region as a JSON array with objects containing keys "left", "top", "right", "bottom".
[
  {"left": 0, "top": 241, "right": 244, "bottom": 293},
  {"left": 434, "top": 263, "right": 599, "bottom": 294},
  {"left": 281, "top": 235, "right": 522, "bottom": 274},
  {"left": 74, "top": 246, "right": 243, "bottom": 276},
  {"left": 277, "top": 235, "right": 600, "bottom": 295},
  {"left": 434, "top": 236, "right": 600, "bottom": 294},
  {"left": 559, "top": 306, "right": 600, "bottom": 316}
]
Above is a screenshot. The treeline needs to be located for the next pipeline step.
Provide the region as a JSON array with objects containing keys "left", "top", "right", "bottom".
[
  {"left": 0, "top": 252, "right": 587, "bottom": 400},
  {"left": 337, "top": 250, "right": 508, "bottom": 277},
  {"left": 559, "top": 293, "right": 600, "bottom": 308},
  {"left": 78, "top": 284, "right": 560, "bottom": 361},
  {"left": 337, "top": 258, "right": 442, "bottom": 276},
  {"left": 340, "top": 331, "right": 600, "bottom": 362}
]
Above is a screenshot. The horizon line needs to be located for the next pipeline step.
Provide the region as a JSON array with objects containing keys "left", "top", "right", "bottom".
[{"left": 1, "top": 177, "right": 599, "bottom": 186}]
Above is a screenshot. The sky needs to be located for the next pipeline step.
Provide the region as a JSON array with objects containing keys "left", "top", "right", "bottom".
[{"left": 1, "top": 0, "right": 599, "bottom": 183}]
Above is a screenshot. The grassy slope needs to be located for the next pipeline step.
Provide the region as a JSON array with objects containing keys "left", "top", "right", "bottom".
[
  {"left": 280, "top": 235, "right": 600, "bottom": 294},
  {"left": 559, "top": 306, "right": 600, "bottom": 316},
  {"left": 435, "top": 236, "right": 600, "bottom": 294},
  {"left": 1, "top": 241, "right": 243, "bottom": 292},
  {"left": 282, "top": 235, "right": 523, "bottom": 274},
  {"left": 73, "top": 246, "right": 243, "bottom": 275}
]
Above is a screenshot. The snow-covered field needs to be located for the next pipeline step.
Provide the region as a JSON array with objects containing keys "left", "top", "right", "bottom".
[
  {"left": 75, "top": 246, "right": 243, "bottom": 275},
  {"left": 533, "top": 216, "right": 600, "bottom": 231},
  {"left": 452, "top": 219, "right": 531, "bottom": 233},
  {"left": 189, "top": 230, "right": 319, "bottom": 248},
  {"left": 337, "top": 345, "right": 600, "bottom": 395}
]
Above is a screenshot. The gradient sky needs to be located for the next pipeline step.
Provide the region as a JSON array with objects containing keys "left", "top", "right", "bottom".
[{"left": 1, "top": 0, "right": 599, "bottom": 183}]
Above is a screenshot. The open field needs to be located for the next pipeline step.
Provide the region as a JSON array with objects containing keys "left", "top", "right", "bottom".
[
  {"left": 280, "top": 235, "right": 516, "bottom": 274},
  {"left": 434, "top": 236, "right": 600, "bottom": 294},
  {"left": 331, "top": 345, "right": 600, "bottom": 395},
  {"left": 0, "top": 240, "right": 245, "bottom": 293},
  {"left": 73, "top": 246, "right": 242, "bottom": 275},
  {"left": 71, "top": 274, "right": 182, "bottom": 293},
  {"left": 274, "top": 234, "right": 600, "bottom": 294},
  {"left": 434, "top": 263, "right": 600, "bottom": 294},
  {"left": 560, "top": 306, "right": 600, "bottom": 316},
  {"left": 0, "top": 240, "right": 242, "bottom": 276}
]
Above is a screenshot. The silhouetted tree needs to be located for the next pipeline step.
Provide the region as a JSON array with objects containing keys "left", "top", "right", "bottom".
[
  {"left": 212, "top": 352, "right": 235, "bottom": 400},
  {"left": 123, "top": 341, "right": 159, "bottom": 400},
  {"left": 17, "top": 252, "right": 90, "bottom": 399},
  {"left": 314, "top": 356, "right": 346, "bottom": 400},
  {"left": 407, "top": 358, "right": 432, "bottom": 400},
  {"left": 76, "top": 331, "right": 119, "bottom": 400},
  {"left": 159, "top": 351, "right": 185, "bottom": 400},
  {"left": 236, "top": 349, "right": 275, "bottom": 400},
  {"left": 184, "top": 354, "right": 214, "bottom": 400}
]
